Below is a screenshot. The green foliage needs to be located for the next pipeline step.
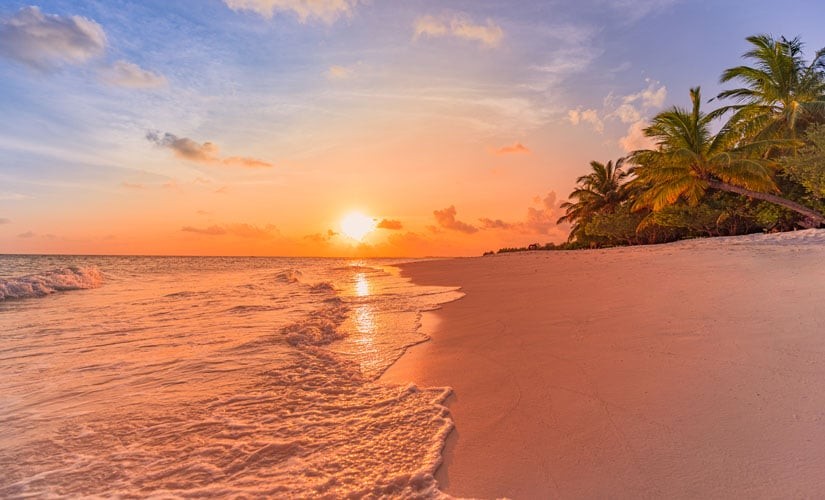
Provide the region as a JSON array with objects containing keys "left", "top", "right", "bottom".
[
  {"left": 583, "top": 206, "right": 646, "bottom": 245},
  {"left": 557, "top": 158, "right": 631, "bottom": 243},
  {"left": 780, "top": 124, "right": 825, "bottom": 197},
  {"left": 718, "top": 34, "right": 825, "bottom": 142}
]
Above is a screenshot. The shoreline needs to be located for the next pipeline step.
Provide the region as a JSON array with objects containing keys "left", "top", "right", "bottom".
[{"left": 382, "top": 229, "right": 825, "bottom": 498}]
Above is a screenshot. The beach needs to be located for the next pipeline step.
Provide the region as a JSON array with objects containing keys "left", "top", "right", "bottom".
[{"left": 382, "top": 229, "right": 825, "bottom": 498}]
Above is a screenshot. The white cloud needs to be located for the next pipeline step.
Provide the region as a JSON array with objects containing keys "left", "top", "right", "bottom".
[
  {"left": 223, "top": 0, "right": 360, "bottom": 23},
  {"left": 101, "top": 60, "right": 167, "bottom": 89},
  {"left": 568, "top": 80, "right": 666, "bottom": 142},
  {"left": 414, "top": 14, "right": 504, "bottom": 48},
  {"left": 623, "top": 79, "right": 668, "bottom": 109},
  {"left": 611, "top": 103, "right": 641, "bottom": 124},
  {"left": 619, "top": 119, "right": 654, "bottom": 152},
  {"left": 0, "top": 6, "right": 106, "bottom": 69},
  {"left": 568, "top": 107, "right": 604, "bottom": 133}
]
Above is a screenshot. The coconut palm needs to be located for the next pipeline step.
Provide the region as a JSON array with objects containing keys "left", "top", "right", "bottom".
[
  {"left": 630, "top": 87, "right": 825, "bottom": 226},
  {"left": 557, "top": 158, "right": 630, "bottom": 241},
  {"left": 717, "top": 34, "right": 825, "bottom": 141}
]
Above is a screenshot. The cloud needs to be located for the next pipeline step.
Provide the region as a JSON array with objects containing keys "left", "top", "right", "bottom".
[
  {"left": 101, "top": 60, "right": 166, "bottom": 89},
  {"left": 414, "top": 14, "right": 503, "bottom": 47},
  {"left": 524, "top": 191, "right": 564, "bottom": 235},
  {"left": 182, "top": 225, "right": 227, "bottom": 236},
  {"left": 0, "top": 218, "right": 10, "bottom": 224},
  {"left": 327, "top": 65, "right": 353, "bottom": 80},
  {"left": 376, "top": 219, "right": 403, "bottom": 230},
  {"left": 17, "top": 230, "right": 36, "bottom": 238},
  {"left": 0, "top": 192, "right": 29, "bottom": 200},
  {"left": 619, "top": 119, "right": 654, "bottom": 152},
  {"left": 602, "top": 0, "right": 678, "bottom": 22},
  {"left": 182, "top": 223, "right": 279, "bottom": 239},
  {"left": 567, "top": 108, "right": 604, "bottom": 133},
  {"left": 146, "top": 131, "right": 273, "bottom": 168},
  {"left": 434, "top": 206, "right": 479, "bottom": 234},
  {"left": 479, "top": 218, "right": 514, "bottom": 230},
  {"left": 620, "top": 79, "right": 668, "bottom": 109},
  {"left": 223, "top": 0, "right": 360, "bottom": 23},
  {"left": 568, "top": 80, "right": 666, "bottom": 141},
  {"left": 304, "top": 229, "right": 339, "bottom": 242},
  {"left": 0, "top": 6, "right": 106, "bottom": 69},
  {"left": 496, "top": 142, "right": 530, "bottom": 155},
  {"left": 121, "top": 182, "right": 146, "bottom": 190},
  {"left": 478, "top": 192, "right": 566, "bottom": 236}
]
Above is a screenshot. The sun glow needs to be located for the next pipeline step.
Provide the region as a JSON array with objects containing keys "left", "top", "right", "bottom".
[{"left": 340, "top": 212, "right": 376, "bottom": 241}]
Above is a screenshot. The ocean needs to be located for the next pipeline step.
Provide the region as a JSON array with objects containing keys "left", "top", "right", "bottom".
[{"left": 0, "top": 255, "right": 462, "bottom": 498}]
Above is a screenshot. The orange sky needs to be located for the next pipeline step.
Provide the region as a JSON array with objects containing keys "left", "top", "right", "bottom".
[{"left": 2, "top": 1, "right": 823, "bottom": 256}]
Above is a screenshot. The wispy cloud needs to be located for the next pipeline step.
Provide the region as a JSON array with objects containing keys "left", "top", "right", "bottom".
[
  {"left": 121, "top": 182, "right": 146, "bottom": 190},
  {"left": 479, "top": 218, "right": 514, "bottom": 230},
  {"left": 17, "top": 230, "right": 36, "bottom": 238},
  {"left": 376, "top": 219, "right": 403, "bottom": 230},
  {"left": 182, "top": 223, "right": 279, "bottom": 239},
  {"left": 602, "top": 0, "right": 679, "bottom": 22},
  {"left": 101, "top": 60, "right": 167, "bottom": 89},
  {"left": 327, "top": 65, "right": 354, "bottom": 80},
  {"left": 434, "top": 205, "right": 479, "bottom": 234},
  {"left": 567, "top": 79, "right": 667, "bottom": 150},
  {"left": 223, "top": 0, "right": 361, "bottom": 23},
  {"left": 146, "top": 131, "right": 273, "bottom": 168},
  {"left": 304, "top": 229, "right": 339, "bottom": 242},
  {"left": 0, "top": 218, "right": 11, "bottom": 225},
  {"left": 414, "top": 14, "right": 504, "bottom": 48},
  {"left": 0, "top": 6, "right": 106, "bottom": 69},
  {"left": 567, "top": 108, "right": 604, "bottom": 133},
  {"left": 0, "top": 192, "right": 29, "bottom": 200},
  {"left": 496, "top": 142, "right": 530, "bottom": 155}
]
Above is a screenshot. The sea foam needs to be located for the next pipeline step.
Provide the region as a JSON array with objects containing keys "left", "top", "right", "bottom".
[
  {"left": 0, "top": 256, "right": 462, "bottom": 498},
  {"left": 0, "top": 266, "right": 102, "bottom": 300}
]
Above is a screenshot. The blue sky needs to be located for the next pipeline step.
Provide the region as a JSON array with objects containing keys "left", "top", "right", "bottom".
[{"left": 1, "top": 0, "right": 824, "bottom": 255}]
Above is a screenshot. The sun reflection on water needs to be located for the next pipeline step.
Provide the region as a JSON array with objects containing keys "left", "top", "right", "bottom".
[{"left": 354, "top": 272, "right": 370, "bottom": 297}]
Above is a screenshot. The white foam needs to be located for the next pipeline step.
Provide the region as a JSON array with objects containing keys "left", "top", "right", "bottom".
[{"left": 0, "top": 266, "right": 102, "bottom": 300}]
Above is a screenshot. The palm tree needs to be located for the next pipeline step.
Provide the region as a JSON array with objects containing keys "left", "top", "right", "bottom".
[
  {"left": 557, "top": 158, "right": 630, "bottom": 241},
  {"left": 717, "top": 34, "right": 825, "bottom": 141},
  {"left": 630, "top": 87, "right": 825, "bottom": 226}
]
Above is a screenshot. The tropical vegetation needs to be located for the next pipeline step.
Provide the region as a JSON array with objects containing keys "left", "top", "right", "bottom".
[{"left": 553, "top": 33, "right": 825, "bottom": 249}]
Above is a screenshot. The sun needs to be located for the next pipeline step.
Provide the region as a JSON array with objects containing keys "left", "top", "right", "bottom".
[{"left": 340, "top": 211, "right": 376, "bottom": 241}]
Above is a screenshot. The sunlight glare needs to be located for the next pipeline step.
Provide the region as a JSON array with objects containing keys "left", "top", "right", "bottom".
[{"left": 340, "top": 212, "right": 376, "bottom": 241}]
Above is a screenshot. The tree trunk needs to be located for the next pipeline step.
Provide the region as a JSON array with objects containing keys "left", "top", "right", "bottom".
[{"left": 707, "top": 180, "right": 825, "bottom": 227}]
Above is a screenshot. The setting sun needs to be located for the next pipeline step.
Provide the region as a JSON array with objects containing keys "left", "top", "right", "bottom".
[{"left": 340, "top": 212, "right": 376, "bottom": 241}]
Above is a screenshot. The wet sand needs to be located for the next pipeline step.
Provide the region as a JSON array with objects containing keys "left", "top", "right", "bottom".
[{"left": 382, "top": 230, "right": 825, "bottom": 498}]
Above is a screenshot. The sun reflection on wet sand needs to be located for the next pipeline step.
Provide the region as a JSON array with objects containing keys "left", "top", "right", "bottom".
[{"left": 354, "top": 305, "right": 376, "bottom": 338}]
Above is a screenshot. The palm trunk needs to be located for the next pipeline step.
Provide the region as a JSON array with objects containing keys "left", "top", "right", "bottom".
[{"left": 707, "top": 180, "right": 825, "bottom": 227}]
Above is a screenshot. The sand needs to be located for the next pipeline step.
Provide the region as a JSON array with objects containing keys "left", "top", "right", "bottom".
[{"left": 381, "top": 229, "right": 825, "bottom": 499}]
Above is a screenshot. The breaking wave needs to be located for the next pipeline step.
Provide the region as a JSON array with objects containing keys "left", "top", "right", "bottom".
[{"left": 0, "top": 266, "right": 103, "bottom": 301}]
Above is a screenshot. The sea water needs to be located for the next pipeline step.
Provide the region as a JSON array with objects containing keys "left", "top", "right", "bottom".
[{"left": 0, "top": 256, "right": 462, "bottom": 498}]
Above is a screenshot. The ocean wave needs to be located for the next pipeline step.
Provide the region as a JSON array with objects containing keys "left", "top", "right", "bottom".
[
  {"left": 283, "top": 303, "right": 349, "bottom": 347},
  {"left": 274, "top": 269, "right": 303, "bottom": 284},
  {"left": 0, "top": 266, "right": 103, "bottom": 301},
  {"left": 309, "top": 282, "right": 336, "bottom": 293}
]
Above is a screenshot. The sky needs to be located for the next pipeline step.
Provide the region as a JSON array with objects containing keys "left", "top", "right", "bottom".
[{"left": 1, "top": 0, "right": 824, "bottom": 257}]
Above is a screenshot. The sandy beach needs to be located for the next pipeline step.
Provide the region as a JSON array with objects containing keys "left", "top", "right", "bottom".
[{"left": 382, "top": 230, "right": 825, "bottom": 498}]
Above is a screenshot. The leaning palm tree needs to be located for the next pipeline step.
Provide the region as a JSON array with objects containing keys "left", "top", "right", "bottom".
[
  {"left": 557, "top": 158, "right": 630, "bottom": 241},
  {"left": 630, "top": 87, "right": 825, "bottom": 226},
  {"left": 717, "top": 34, "right": 825, "bottom": 142}
]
